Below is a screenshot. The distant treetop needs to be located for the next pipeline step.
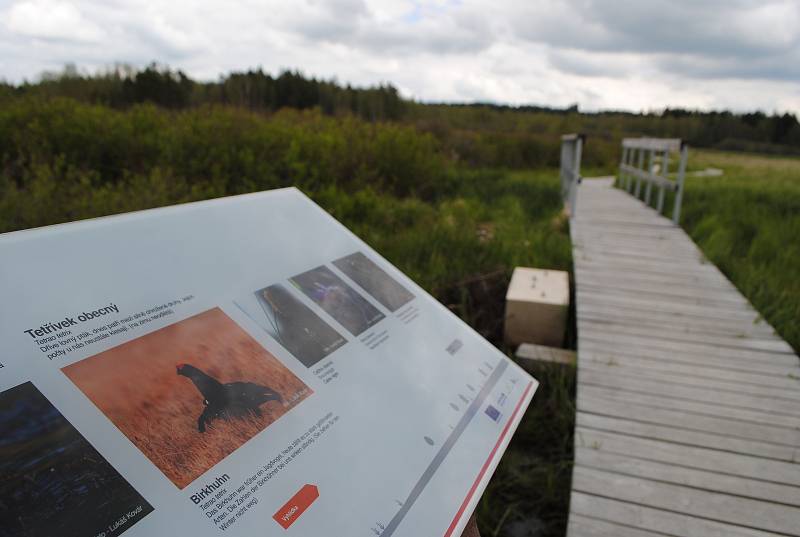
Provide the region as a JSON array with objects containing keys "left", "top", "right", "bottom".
[{"left": 0, "top": 63, "right": 797, "bottom": 151}]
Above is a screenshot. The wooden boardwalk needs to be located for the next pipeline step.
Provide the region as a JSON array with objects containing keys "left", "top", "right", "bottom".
[{"left": 567, "top": 178, "right": 800, "bottom": 537}]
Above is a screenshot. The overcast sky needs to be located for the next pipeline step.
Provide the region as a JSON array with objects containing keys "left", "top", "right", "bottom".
[{"left": 1, "top": 0, "right": 799, "bottom": 112}]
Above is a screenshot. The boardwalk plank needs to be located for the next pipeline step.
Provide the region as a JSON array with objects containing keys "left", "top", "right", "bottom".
[
  {"left": 570, "top": 493, "right": 788, "bottom": 537},
  {"left": 579, "top": 331, "right": 798, "bottom": 364},
  {"left": 577, "top": 306, "right": 777, "bottom": 339},
  {"left": 577, "top": 412, "right": 800, "bottom": 462},
  {"left": 579, "top": 384, "right": 800, "bottom": 429},
  {"left": 575, "top": 448, "right": 800, "bottom": 507},
  {"left": 579, "top": 361, "right": 800, "bottom": 400},
  {"left": 568, "top": 515, "right": 670, "bottom": 537},
  {"left": 572, "top": 467, "right": 800, "bottom": 535},
  {"left": 579, "top": 319, "right": 792, "bottom": 353},
  {"left": 574, "top": 427, "right": 800, "bottom": 486},
  {"left": 577, "top": 393, "right": 800, "bottom": 445},
  {"left": 579, "top": 368, "right": 800, "bottom": 416},
  {"left": 568, "top": 180, "right": 800, "bottom": 537},
  {"left": 578, "top": 343, "right": 800, "bottom": 376},
  {"left": 578, "top": 351, "right": 800, "bottom": 386}
]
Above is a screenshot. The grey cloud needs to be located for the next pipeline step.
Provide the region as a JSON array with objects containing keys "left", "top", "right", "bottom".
[
  {"left": 356, "top": 22, "right": 494, "bottom": 55},
  {"left": 545, "top": 49, "right": 638, "bottom": 78},
  {"left": 516, "top": 0, "right": 780, "bottom": 56},
  {"left": 2, "top": 0, "right": 205, "bottom": 74},
  {"left": 124, "top": 24, "right": 203, "bottom": 61},
  {"left": 286, "top": 0, "right": 371, "bottom": 42},
  {"left": 515, "top": 0, "right": 800, "bottom": 81},
  {"left": 657, "top": 51, "right": 800, "bottom": 82},
  {"left": 282, "top": 0, "right": 494, "bottom": 55}
]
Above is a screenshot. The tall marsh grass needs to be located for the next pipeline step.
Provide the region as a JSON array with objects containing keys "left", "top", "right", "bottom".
[{"left": 682, "top": 150, "right": 800, "bottom": 352}]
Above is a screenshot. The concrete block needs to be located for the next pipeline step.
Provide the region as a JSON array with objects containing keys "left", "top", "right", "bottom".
[
  {"left": 516, "top": 343, "right": 576, "bottom": 366},
  {"left": 504, "top": 267, "right": 569, "bottom": 347}
]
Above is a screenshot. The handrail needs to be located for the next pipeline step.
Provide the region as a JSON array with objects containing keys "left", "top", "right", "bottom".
[
  {"left": 621, "top": 137, "right": 681, "bottom": 152},
  {"left": 619, "top": 164, "right": 677, "bottom": 191}
]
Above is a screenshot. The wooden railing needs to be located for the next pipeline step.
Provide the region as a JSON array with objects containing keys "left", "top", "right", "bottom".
[
  {"left": 618, "top": 137, "right": 689, "bottom": 223},
  {"left": 560, "top": 133, "right": 584, "bottom": 217}
]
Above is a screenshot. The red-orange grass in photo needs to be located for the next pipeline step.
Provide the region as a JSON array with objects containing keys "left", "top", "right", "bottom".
[{"left": 63, "top": 308, "right": 312, "bottom": 489}]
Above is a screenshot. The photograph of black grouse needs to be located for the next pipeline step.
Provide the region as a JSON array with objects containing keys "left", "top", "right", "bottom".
[
  {"left": 291, "top": 265, "right": 385, "bottom": 336},
  {"left": 252, "top": 283, "right": 348, "bottom": 368},
  {"left": 176, "top": 363, "right": 283, "bottom": 432}
]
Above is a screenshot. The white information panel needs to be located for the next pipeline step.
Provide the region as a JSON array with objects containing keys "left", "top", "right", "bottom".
[{"left": 0, "top": 188, "right": 537, "bottom": 537}]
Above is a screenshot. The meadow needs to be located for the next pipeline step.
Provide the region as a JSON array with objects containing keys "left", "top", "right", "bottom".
[
  {"left": 681, "top": 150, "right": 800, "bottom": 353},
  {"left": 1, "top": 81, "right": 798, "bottom": 535}
]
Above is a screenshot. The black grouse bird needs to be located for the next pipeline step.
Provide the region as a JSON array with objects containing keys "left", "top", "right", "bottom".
[{"left": 176, "top": 363, "right": 283, "bottom": 433}]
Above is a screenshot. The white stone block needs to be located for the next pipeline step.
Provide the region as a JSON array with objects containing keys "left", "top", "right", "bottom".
[{"left": 504, "top": 267, "right": 569, "bottom": 347}]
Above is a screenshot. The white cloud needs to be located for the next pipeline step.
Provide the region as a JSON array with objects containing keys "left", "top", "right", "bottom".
[
  {"left": 0, "top": 0, "right": 798, "bottom": 113},
  {"left": 5, "top": 0, "right": 105, "bottom": 42}
]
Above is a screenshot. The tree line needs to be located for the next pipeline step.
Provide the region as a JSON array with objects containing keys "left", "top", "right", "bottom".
[
  {"left": 1, "top": 63, "right": 798, "bottom": 153},
  {"left": 0, "top": 63, "right": 404, "bottom": 121}
]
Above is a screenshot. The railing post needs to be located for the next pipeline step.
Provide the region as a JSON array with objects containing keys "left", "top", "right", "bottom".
[
  {"left": 570, "top": 136, "right": 583, "bottom": 217},
  {"left": 634, "top": 148, "right": 645, "bottom": 198},
  {"left": 559, "top": 134, "right": 584, "bottom": 219},
  {"left": 625, "top": 148, "right": 633, "bottom": 191},
  {"left": 623, "top": 146, "right": 632, "bottom": 190},
  {"left": 644, "top": 150, "right": 654, "bottom": 205},
  {"left": 622, "top": 148, "right": 630, "bottom": 191},
  {"left": 560, "top": 143, "right": 567, "bottom": 201},
  {"left": 656, "top": 149, "right": 668, "bottom": 213},
  {"left": 673, "top": 143, "right": 689, "bottom": 224}
]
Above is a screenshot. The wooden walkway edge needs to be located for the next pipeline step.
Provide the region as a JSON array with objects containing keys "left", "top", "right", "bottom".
[{"left": 566, "top": 178, "right": 800, "bottom": 537}]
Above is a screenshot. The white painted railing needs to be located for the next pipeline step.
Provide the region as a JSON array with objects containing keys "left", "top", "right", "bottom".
[
  {"left": 618, "top": 137, "right": 689, "bottom": 223},
  {"left": 560, "top": 134, "right": 584, "bottom": 218}
]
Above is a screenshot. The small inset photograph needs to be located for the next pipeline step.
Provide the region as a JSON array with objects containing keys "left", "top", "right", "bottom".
[
  {"left": 250, "top": 284, "right": 347, "bottom": 368},
  {"left": 62, "top": 308, "right": 312, "bottom": 489},
  {"left": 333, "top": 251, "right": 415, "bottom": 312},
  {"left": 0, "top": 381, "right": 153, "bottom": 537},
  {"left": 291, "top": 265, "right": 385, "bottom": 336}
]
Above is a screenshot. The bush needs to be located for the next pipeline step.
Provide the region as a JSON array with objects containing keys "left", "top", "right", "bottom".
[{"left": 0, "top": 97, "right": 453, "bottom": 234}]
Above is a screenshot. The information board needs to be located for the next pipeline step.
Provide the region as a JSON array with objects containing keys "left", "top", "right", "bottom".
[{"left": 0, "top": 188, "right": 537, "bottom": 537}]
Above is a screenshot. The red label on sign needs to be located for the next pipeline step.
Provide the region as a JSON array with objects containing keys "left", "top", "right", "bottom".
[{"left": 273, "top": 484, "right": 320, "bottom": 529}]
